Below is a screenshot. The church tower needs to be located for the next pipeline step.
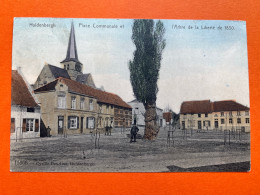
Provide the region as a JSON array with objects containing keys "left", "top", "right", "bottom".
[{"left": 61, "top": 22, "right": 83, "bottom": 80}]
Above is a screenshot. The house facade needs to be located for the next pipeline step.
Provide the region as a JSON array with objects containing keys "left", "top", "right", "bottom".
[
  {"left": 114, "top": 106, "right": 132, "bottom": 128},
  {"left": 180, "top": 100, "right": 250, "bottom": 132},
  {"left": 11, "top": 70, "right": 41, "bottom": 139},
  {"left": 128, "top": 99, "right": 166, "bottom": 127},
  {"left": 34, "top": 77, "right": 131, "bottom": 136}
]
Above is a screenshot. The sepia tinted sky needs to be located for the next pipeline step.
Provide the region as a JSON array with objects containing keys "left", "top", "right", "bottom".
[{"left": 12, "top": 18, "right": 249, "bottom": 112}]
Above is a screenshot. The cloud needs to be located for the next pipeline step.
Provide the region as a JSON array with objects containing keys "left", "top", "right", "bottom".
[{"left": 93, "top": 73, "right": 134, "bottom": 103}]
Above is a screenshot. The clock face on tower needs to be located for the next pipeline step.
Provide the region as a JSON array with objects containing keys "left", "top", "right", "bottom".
[{"left": 75, "top": 63, "right": 81, "bottom": 72}]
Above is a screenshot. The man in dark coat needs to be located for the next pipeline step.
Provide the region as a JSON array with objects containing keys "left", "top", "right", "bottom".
[{"left": 130, "top": 119, "right": 139, "bottom": 143}]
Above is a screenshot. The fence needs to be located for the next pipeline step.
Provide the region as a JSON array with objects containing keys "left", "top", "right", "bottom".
[
  {"left": 224, "top": 129, "right": 242, "bottom": 145},
  {"left": 167, "top": 130, "right": 175, "bottom": 147}
]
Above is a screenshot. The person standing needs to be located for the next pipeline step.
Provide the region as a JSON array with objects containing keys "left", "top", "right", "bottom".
[{"left": 130, "top": 119, "right": 139, "bottom": 143}]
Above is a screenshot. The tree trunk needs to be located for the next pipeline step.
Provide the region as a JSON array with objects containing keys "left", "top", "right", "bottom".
[{"left": 143, "top": 102, "right": 159, "bottom": 140}]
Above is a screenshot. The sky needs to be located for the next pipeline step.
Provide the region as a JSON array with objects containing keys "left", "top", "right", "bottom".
[{"left": 12, "top": 18, "right": 250, "bottom": 112}]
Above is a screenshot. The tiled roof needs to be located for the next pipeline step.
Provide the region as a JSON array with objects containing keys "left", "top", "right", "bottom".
[
  {"left": 163, "top": 112, "right": 172, "bottom": 122},
  {"left": 12, "top": 70, "right": 38, "bottom": 107},
  {"left": 180, "top": 100, "right": 211, "bottom": 114},
  {"left": 213, "top": 100, "right": 249, "bottom": 112},
  {"left": 180, "top": 100, "right": 249, "bottom": 114},
  {"left": 48, "top": 64, "right": 70, "bottom": 79},
  {"left": 34, "top": 77, "right": 131, "bottom": 109}
]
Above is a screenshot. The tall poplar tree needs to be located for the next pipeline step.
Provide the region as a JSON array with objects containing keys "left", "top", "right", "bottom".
[{"left": 129, "top": 19, "right": 166, "bottom": 140}]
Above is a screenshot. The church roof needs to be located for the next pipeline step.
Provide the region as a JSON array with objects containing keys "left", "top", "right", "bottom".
[
  {"left": 76, "top": 73, "right": 96, "bottom": 88},
  {"left": 12, "top": 70, "right": 38, "bottom": 107},
  {"left": 76, "top": 73, "right": 90, "bottom": 83},
  {"left": 34, "top": 77, "right": 132, "bottom": 109},
  {"left": 61, "top": 22, "right": 82, "bottom": 64},
  {"left": 180, "top": 100, "right": 249, "bottom": 114},
  {"left": 48, "top": 64, "right": 71, "bottom": 79}
]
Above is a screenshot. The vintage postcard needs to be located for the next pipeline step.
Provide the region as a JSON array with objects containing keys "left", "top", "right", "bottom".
[{"left": 10, "top": 18, "right": 250, "bottom": 172}]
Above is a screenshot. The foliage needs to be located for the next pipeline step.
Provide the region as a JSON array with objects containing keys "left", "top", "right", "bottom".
[{"left": 129, "top": 19, "right": 166, "bottom": 106}]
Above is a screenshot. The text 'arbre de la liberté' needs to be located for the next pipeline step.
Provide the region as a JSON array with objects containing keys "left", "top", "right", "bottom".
[{"left": 172, "top": 24, "right": 235, "bottom": 30}]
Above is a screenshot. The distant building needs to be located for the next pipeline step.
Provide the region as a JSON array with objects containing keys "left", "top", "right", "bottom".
[
  {"left": 34, "top": 77, "right": 131, "bottom": 136},
  {"left": 128, "top": 99, "right": 166, "bottom": 127},
  {"left": 11, "top": 70, "right": 41, "bottom": 139},
  {"left": 180, "top": 100, "right": 250, "bottom": 132}
]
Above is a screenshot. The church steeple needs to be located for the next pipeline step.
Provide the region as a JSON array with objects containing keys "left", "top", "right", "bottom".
[
  {"left": 61, "top": 22, "right": 82, "bottom": 65},
  {"left": 61, "top": 22, "right": 83, "bottom": 80}
]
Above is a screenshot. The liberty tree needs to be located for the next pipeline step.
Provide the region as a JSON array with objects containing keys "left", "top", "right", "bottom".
[{"left": 129, "top": 19, "right": 166, "bottom": 140}]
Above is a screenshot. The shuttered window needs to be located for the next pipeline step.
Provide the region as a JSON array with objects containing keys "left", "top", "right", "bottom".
[
  {"left": 11, "top": 118, "right": 15, "bottom": 133},
  {"left": 86, "top": 117, "right": 95, "bottom": 129},
  {"left": 35, "top": 119, "right": 39, "bottom": 132},
  {"left": 22, "top": 119, "right": 27, "bottom": 132},
  {"left": 68, "top": 116, "right": 79, "bottom": 129}
]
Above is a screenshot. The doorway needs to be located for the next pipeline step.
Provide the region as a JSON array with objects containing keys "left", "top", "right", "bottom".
[
  {"left": 58, "top": 116, "right": 64, "bottom": 135},
  {"left": 215, "top": 119, "right": 219, "bottom": 129},
  {"left": 198, "top": 121, "right": 202, "bottom": 129},
  {"left": 80, "top": 117, "right": 84, "bottom": 133}
]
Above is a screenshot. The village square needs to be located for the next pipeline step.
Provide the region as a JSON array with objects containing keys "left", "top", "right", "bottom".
[{"left": 10, "top": 19, "right": 250, "bottom": 172}]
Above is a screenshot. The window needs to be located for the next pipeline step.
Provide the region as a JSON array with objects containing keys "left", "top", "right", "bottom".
[
  {"left": 221, "top": 119, "right": 225, "bottom": 124},
  {"left": 67, "top": 64, "right": 69, "bottom": 70},
  {"left": 87, "top": 117, "right": 95, "bottom": 129},
  {"left": 198, "top": 114, "right": 201, "bottom": 118},
  {"left": 237, "top": 111, "right": 241, "bottom": 116},
  {"left": 89, "top": 99, "right": 93, "bottom": 111},
  {"left": 71, "top": 97, "right": 76, "bottom": 109},
  {"left": 99, "top": 105, "right": 103, "bottom": 113},
  {"left": 80, "top": 98, "right": 84, "bottom": 110},
  {"left": 221, "top": 112, "right": 224, "bottom": 117},
  {"left": 245, "top": 111, "right": 249, "bottom": 116},
  {"left": 26, "top": 119, "right": 34, "bottom": 131},
  {"left": 205, "top": 113, "right": 208, "bottom": 117},
  {"left": 68, "top": 116, "right": 78, "bottom": 129},
  {"left": 246, "top": 118, "right": 250, "bottom": 124},
  {"left": 237, "top": 118, "right": 241, "bottom": 124},
  {"left": 58, "top": 95, "right": 66, "bottom": 108},
  {"left": 27, "top": 107, "right": 35, "bottom": 112},
  {"left": 106, "top": 105, "right": 109, "bottom": 114},
  {"left": 229, "top": 118, "right": 233, "bottom": 124},
  {"left": 11, "top": 118, "right": 15, "bottom": 133},
  {"left": 229, "top": 111, "right": 233, "bottom": 116}
]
